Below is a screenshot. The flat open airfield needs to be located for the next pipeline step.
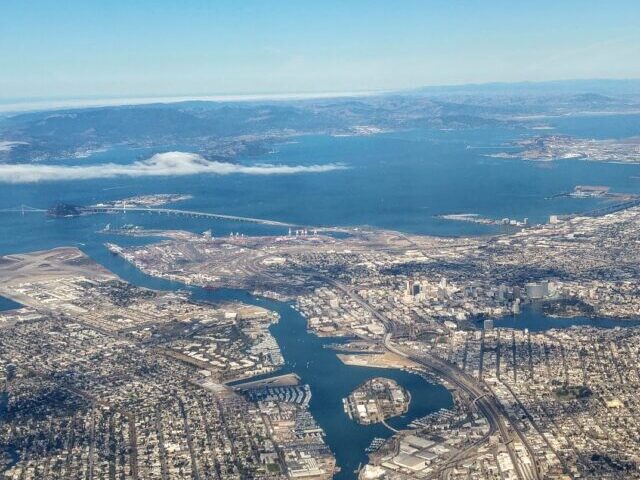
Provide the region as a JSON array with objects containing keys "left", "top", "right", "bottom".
[
  {"left": 0, "top": 248, "right": 117, "bottom": 307},
  {"left": 0, "top": 247, "right": 116, "bottom": 284}
]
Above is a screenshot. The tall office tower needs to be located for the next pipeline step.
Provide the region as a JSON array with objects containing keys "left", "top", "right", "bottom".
[
  {"left": 497, "top": 284, "right": 507, "bottom": 301},
  {"left": 526, "top": 282, "right": 549, "bottom": 300},
  {"left": 5, "top": 363, "right": 17, "bottom": 381},
  {"left": 512, "top": 298, "right": 521, "bottom": 314}
]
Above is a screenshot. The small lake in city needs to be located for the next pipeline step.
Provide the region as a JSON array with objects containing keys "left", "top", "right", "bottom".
[{"left": 491, "top": 303, "right": 640, "bottom": 331}]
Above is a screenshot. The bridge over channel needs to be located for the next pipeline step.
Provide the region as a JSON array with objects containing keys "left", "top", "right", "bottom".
[
  {"left": 0, "top": 204, "right": 300, "bottom": 228},
  {"left": 82, "top": 206, "right": 299, "bottom": 227}
]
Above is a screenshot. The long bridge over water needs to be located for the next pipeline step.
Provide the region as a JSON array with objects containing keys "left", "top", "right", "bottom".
[
  {"left": 4, "top": 197, "right": 640, "bottom": 230},
  {"left": 581, "top": 198, "right": 640, "bottom": 217},
  {"left": 0, "top": 204, "right": 300, "bottom": 228},
  {"left": 83, "top": 206, "right": 298, "bottom": 227}
]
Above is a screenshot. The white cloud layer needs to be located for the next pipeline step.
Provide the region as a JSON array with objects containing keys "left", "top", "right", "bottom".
[
  {"left": 0, "top": 141, "right": 28, "bottom": 153},
  {"left": 0, "top": 91, "right": 376, "bottom": 114},
  {"left": 0, "top": 151, "right": 347, "bottom": 183}
]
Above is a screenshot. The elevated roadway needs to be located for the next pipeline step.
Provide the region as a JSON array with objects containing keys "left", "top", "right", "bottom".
[{"left": 81, "top": 206, "right": 299, "bottom": 227}]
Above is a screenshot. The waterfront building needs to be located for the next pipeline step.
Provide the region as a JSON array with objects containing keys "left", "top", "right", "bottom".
[{"left": 526, "top": 281, "right": 549, "bottom": 300}]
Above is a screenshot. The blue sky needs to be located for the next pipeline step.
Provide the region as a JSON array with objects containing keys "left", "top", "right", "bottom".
[{"left": 1, "top": 0, "right": 639, "bottom": 101}]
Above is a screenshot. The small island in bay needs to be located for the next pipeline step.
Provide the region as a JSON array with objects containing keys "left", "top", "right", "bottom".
[{"left": 343, "top": 377, "right": 410, "bottom": 425}]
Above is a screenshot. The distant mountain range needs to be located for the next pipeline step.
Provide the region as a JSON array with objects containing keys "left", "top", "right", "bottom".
[
  {"left": 405, "top": 78, "right": 640, "bottom": 96},
  {"left": 1, "top": 78, "right": 639, "bottom": 164}
]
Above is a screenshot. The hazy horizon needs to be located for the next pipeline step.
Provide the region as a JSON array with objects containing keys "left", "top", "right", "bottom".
[
  {"left": 2, "top": 77, "right": 640, "bottom": 114},
  {"left": 3, "top": 0, "right": 640, "bottom": 102}
]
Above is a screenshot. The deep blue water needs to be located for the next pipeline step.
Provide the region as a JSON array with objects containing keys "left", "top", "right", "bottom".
[
  {"left": 2, "top": 117, "right": 640, "bottom": 478},
  {"left": 2, "top": 116, "right": 640, "bottom": 251},
  {"left": 492, "top": 303, "right": 640, "bottom": 332},
  {"left": 0, "top": 297, "right": 21, "bottom": 312}
]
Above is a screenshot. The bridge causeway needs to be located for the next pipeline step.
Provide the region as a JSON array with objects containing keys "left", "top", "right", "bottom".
[{"left": 0, "top": 204, "right": 300, "bottom": 228}]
